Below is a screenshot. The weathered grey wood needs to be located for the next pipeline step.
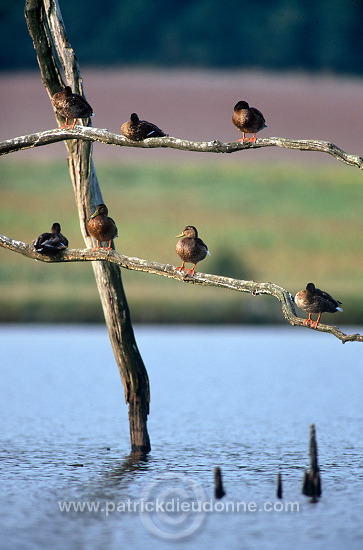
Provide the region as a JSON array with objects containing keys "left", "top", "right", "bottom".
[
  {"left": 1, "top": 234, "right": 362, "bottom": 345},
  {"left": 24, "top": 0, "right": 63, "bottom": 94},
  {"left": 24, "top": 0, "right": 150, "bottom": 453},
  {"left": 1, "top": 126, "right": 363, "bottom": 170}
]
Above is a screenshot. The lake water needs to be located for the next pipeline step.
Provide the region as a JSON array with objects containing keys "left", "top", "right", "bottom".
[{"left": 1, "top": 325, "right": 362, "bottom": 550}]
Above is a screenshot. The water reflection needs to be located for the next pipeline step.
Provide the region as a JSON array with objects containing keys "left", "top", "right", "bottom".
[{"left": 106, "top": 452, "right": 150, "bottom": 485}]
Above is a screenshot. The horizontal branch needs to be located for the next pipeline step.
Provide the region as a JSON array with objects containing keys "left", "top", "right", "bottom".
[
  {"left": 1, "top": 127, "right": 362, "bottom": 169},
  {"left": 1, "top": 233, "right": 361, "bottom": 343}
]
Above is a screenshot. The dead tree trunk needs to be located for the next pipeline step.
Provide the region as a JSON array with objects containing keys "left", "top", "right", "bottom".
[{"left": 25, "top": 0, "right": 150, "bottom": 453}]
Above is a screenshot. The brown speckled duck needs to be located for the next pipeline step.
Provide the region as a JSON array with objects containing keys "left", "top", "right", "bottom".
[
  {"left": 175, "top": 225, "right": 210, "bottom": 277},
  {"left": 294, "top": 283, "right": 343, "bottom": 329},
  {"left": 120, "top": 113, "right": 167, "bottom": 141},
  {"left": 232, "top": 100, "right": 267, "bottom": 143},
  {"left": 52, "top": 86, "right": 93, "bottom": 129},
  {"left": 33, "top": 222, "right": 69, "bottom": 255},
  {"left": 87, "top": 204, "right": 118, "bottom": 250}
]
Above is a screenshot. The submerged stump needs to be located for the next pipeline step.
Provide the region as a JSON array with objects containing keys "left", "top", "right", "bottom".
[
  {"left": 302, "top": 424, "right": 322, "bottom": 501},
  {"left": 214, "top": 467, "right": 226, "bottom": 499},
  {"left": 277, "top": 471, "right": 283, "bottom": 499}
]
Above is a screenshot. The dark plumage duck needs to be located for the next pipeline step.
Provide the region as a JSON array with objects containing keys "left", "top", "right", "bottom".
[
  {"left": 175, "top": 225, "right": 210, "bottom": 276},
  {"left": 120, "top": 113, "right": 167, "bottom": 141},
  {"left": 52, "top": 86, "right": 93, "bottom": 129},
  {"left": 33, "top": 222, "right": 69, "bottom": 255},
  {"left": 232, "top": 100, "right": 267, "bottom": 143},
  {"left": 87, "top": 204, "right": 118, "bottom": 250},
  {"left": 294, "top": 282, "right": 343, "bottom": 329}
]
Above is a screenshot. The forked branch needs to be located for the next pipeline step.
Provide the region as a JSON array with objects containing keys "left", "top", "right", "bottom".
[
  {"left": 0, "top": 127, "right": 363, "bottom": 169},
  {"left": 1, "top": 233, "right": 361, "bottom": 344}
]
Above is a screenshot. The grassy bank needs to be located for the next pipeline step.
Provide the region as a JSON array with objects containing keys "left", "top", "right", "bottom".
[{"left": 1, "top": 158, "right": 362, "bottom": 323}]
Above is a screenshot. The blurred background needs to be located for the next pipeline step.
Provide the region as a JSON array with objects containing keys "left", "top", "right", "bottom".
[
  {"left": 0, "top": 0, "right": 362, "bottom": 324},
  {"left": 2, "top": 0, "right": 363, "bottom": 74}
]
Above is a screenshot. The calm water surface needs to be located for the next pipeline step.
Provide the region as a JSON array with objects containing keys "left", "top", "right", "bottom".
[{"left": 1, "top": 325, "right": 362, "bottom": 550}]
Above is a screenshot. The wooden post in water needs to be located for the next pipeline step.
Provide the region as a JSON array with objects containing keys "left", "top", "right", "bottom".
[
  {"left": 25, "top": 0, "right": 150, "bottom": 453},
  {"left": 276, "top": 471, "right": 283, "bottom": 499},
  {"left": 214, "top": 467, "right": 226, "bottom": 499},
  {"left": 302, "top": 424, "right": 322, "bottom": 501}
]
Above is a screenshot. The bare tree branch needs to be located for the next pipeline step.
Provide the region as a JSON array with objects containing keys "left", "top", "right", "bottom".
[
  {"left": 1, "top": 233, "right": 361, "bottom": 344},
  {"left": 1, "top": 127, "right": 363, "bottom": 169}
]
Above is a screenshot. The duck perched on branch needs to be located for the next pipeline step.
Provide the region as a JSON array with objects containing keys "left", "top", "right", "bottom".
[
  {"left": 33, "top": 222, "right": 68, "bottom": 255},
  {"left": 87, "top": 204, "right": 118, "bottom": 250},
  {"left": 232, "top": 100, "right": 267, "bottom": 143},
  {"left": 294, "top": 282, "right": 343, "bottom": 328},
  {"left": 120, "top": 113, "right": 167, "bottom": 141},
  {"left": 52, "top": 86, "right": 93, "bottom": 129},
  {"left": 175, "top": 225, "right": 210, "bottom": 277}
]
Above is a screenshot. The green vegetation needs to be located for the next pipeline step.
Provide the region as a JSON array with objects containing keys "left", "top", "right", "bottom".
[
  {"left": 1, "top": 1, "right": 363, "bottom": 75},
  {"left": 1, "top": 158, "right": 361, "bottom": 324}
]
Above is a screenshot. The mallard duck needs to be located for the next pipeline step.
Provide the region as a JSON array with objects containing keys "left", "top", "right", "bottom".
[
  {"left": 52, "top": 86, "right": 93, "bottom": 129},
  {"left": 33, "top": 222, "right": 69, "bottom": 255},
  {"left": 120, "top": 113, "right": 167, "bottom": 141},
  {"left": 87, "top": 204, "right": 118, "bottom": 250},
  {"left": 294, "top": 283, "right": 343, "bottom": 329},
  {"left": 232, "top": 100, "right": 267, "bottom": 143},
  {"left": 175, "top": 225, "right": 210, "bottom": 276}
]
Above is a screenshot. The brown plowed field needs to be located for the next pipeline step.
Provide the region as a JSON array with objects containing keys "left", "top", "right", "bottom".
[{"left": 1, "top": 69, "right": 362, "bottom": 164}]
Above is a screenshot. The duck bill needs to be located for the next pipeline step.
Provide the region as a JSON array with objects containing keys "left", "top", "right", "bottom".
[{"left": 175, "top": 233, "right": 184, "bottom": 238}]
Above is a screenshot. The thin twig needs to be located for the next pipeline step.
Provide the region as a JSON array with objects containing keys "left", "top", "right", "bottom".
[
  {"left": 1, "top": 233, "right": 361, "bottom": 344},
  {"left": 0, "top": 128, "right": 363, "bottom": 169}
]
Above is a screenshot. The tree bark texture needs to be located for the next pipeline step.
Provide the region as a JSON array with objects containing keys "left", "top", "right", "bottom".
[{"left": 24, "top": 0, "right": 150, "bottom": 453}]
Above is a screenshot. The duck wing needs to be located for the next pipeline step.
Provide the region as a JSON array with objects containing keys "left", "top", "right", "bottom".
[
  {"left": 250, "top": 107, "right": 267, "bottom": 126},
  {"left": 108, "top": 217, "right": 118, "bottom": 238},
  {"left": 196, "top": 237, "right": 210, "bottom": 253},
  {"left": 34, "top": 235, "right": 68, "bottom": 254},
  {"left": 33, "top": 232, "right": 52, "bottom": 248},
  {"left": 139, "top": 120, "right": 167, "bottom": 138},
  {"left": 58, "top": 233, "right": 69, "bottom": 247},
  {"left": 68, "top": 94, "right": 93, "bottom": 118},
  {"left": 314, "top": 287, "right": 342, "bottom": 306}
]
